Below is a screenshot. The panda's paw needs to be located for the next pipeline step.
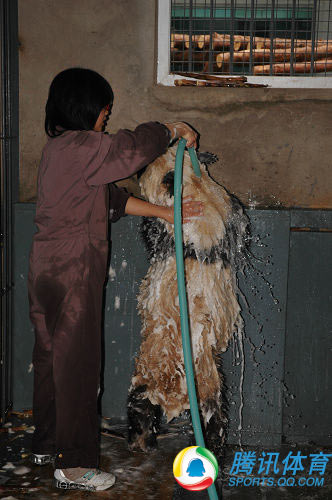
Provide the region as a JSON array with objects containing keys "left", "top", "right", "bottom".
[
  {"left": 128, "top": 433, "right": 158, "bottom": 453},
  {"left": 196, "top": 151, "right": 219, "bottom": 165}
]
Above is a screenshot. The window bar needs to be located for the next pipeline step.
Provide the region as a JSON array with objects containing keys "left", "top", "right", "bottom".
[
  {"left": 328, "top": 0, "right": 331, "bottom": 45},
  {"left": 181, "top": 0, "right": 185, "bottom": 72},
  {"left": 315, "top": 0, "right": 327, "bottom": 76},
  {"left": 327, "top": 0, "right": 332, "bottom": 76},
  {"left": 208, "top": 0, "right": 215, "bottom": 73},
  {"left": 249, "top": 0, "right": 255, "bottom": 74},
  {"left": 270, "top": 0, "right": 275, "bottom": 76},
  {"left": 316, "top": 0, "right": 321, "bottom": 75},
  {"left": 290, "top": 0, "right": 296, "bottom": 76},
  {"left": 188, "top": 0, "right": 193, "bottom": 72},
  {"left": 311, "top": 0, "right": 317, "bottom": 75},
  {"left": 170, "top": 0, "right": 173, "bottom": 72},
  {"left": 229, "top": 0, "right": 235, "bottom": 74}
]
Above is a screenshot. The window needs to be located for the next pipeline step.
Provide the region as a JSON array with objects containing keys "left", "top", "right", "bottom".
[{"left": 157, "top": 0, "right": 332, "bottom": 87}]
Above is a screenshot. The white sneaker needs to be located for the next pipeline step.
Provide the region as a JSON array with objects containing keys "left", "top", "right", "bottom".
[{"left": 54, "top": 468, "right": 116, "bottom": 491}]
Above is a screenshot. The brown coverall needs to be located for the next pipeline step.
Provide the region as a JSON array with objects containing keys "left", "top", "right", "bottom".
[{"left": 28, "top": 122, "right": 170, "bottom": 469}]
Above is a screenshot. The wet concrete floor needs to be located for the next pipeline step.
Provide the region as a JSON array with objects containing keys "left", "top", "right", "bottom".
[{"left": 0, "top": 412, "right": 331, "bottom": 499}]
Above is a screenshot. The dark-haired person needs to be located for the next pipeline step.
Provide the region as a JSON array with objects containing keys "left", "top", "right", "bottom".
[{"left": 28, "top": 67, "right": 201, "bottom": 491}]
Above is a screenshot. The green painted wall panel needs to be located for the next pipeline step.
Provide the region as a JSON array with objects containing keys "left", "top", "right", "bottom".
[
  {"left": 102, "top": 216, "right": 149, "bottom": 420},
  {"left": 12, "top": 204, "right": 36, "bottom": 409},
  {"left": 223, "top": 210, "right": 290, "bottom": 446},
  {"left": 283, "top": 231, "right": 332, "bottom": 445},
  {"left": 12, "top": 204, "right": 332, "bottom": 447}
]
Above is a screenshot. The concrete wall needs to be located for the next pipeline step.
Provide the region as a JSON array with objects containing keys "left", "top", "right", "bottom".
[{"left": 18, "top": 0, "right": 332, "bottom": 207}]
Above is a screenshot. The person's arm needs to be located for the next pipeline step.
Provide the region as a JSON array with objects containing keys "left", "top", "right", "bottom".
[
  {"left": 109, "top": 183, "right": 131, "bottom": 222},
  {"left": 124, "top": 196, "right": 203, "bottom": 224},
  {"left": 81, "top": 121, "right": 198, "bottom": 187},
  {"left": 82, "top": 122, "right": 170, "bottom": 186}
]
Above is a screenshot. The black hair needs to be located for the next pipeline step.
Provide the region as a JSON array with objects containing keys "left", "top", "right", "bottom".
[{"left": 45, "top": 67, "right": 114, "bottom": 137}]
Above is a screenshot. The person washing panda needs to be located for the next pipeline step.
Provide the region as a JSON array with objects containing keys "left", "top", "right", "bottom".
[{"left": 28, "top": 67, "right": 202, "bottom": 491}]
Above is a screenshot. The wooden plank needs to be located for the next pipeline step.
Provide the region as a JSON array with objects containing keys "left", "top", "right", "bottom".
[
  {"left": 171, "top": 71, "right": 247, "bottom": 82},
  {"left": 254, "top": 59, "right": 332, "bottom": 74},
  {"left": 174, "top": 78, "right": 268, "bottom": 88},
  {"left": 216, "top": 44, "right": 332, "bottom": 68}
]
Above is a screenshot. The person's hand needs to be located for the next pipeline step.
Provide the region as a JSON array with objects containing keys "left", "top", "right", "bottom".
[
  {"left": 164, "top": 122, "right": 198, "bottom": 149},
  {"left": 162, "top": 197, "right": 203, "bottom": 224}
]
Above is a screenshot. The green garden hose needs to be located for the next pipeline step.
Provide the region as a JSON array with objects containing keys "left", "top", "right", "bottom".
[{"left": 174, "top": 138, "right": 219, "bottom": 500}]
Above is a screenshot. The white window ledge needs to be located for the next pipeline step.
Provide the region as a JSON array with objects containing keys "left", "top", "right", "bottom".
[{"left": 158, "top": 0, "right": 332, "bottom": 89}]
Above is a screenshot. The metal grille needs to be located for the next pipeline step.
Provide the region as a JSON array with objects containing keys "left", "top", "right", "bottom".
[
  {"left": 171, "top": 0, "right": 332, "bottom": 76},
  {"left": 1, "top": 0, "right": 19, "bottom": 424}
]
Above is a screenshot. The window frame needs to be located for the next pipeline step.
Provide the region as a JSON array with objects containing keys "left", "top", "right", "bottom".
[{"left": 157, "top": 0, "right": 332, "bottom": 88}]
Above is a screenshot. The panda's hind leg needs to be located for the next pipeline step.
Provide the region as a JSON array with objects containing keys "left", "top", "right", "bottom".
[
  {"left": 203, "top": 398, "right": 227, "bottom": 461},
  {"left": 127, "top": 385, "right": 162, "bottom": 452}
]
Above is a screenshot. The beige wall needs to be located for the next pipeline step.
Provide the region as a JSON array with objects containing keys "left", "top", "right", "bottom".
[{"left": 19, "top": 0, "right": 332, "bottom": 208}]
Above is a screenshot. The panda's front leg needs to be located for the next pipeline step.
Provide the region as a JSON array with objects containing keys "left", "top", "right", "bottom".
[{"left": 127, "top": 384, "right": 162, "bottom": 452}]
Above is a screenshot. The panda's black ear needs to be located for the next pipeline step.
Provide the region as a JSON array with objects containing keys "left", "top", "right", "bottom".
[{"left": 196, "top": 151, "right": 218, "bottom": 165}]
